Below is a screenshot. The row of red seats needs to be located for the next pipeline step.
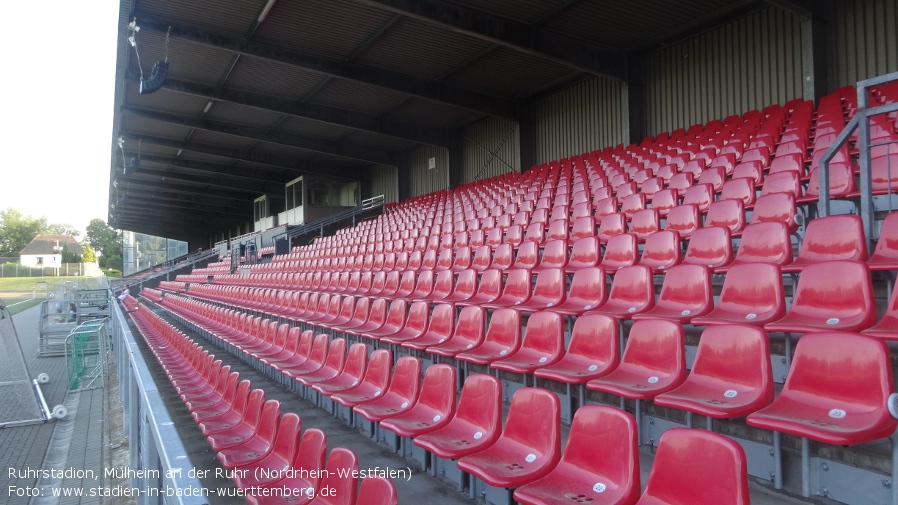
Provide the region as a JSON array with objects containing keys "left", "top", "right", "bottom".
[
  {"left": 148, "top": 290, "right": 757, "bottom": 504},
  {"left": 121, "top": 295, "right": 397, "bottom": 505},
  {"left": 148, "top": 286, "right": 898, "bottom": 504}
]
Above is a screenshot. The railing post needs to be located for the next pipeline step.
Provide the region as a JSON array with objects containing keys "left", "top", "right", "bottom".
[{"left": 857, "top": 81, "right": 876, "bottom": 252}]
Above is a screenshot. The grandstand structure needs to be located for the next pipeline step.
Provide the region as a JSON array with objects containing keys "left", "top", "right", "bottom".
[{"left": 107, "top": 1, "right": 898, "bottom": 504}]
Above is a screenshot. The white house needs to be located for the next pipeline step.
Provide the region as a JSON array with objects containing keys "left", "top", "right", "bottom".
[{"left": 19, "top": 234, "right": 83, "bottom": 268}]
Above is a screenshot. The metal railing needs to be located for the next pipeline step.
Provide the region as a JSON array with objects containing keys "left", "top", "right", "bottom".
[
  {"left": 111, "top": 302, "right": 207, "bottom": 504},
  {"left": 819, "top": 71, "right": 898, "bottom": 250},
  {"left": 283, "top": 195, "right": 385, "bottom": 243}
]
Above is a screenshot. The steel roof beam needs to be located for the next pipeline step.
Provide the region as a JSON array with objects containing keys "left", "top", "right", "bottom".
[
  {"left": 348, "top": 0, "right": 626, "bottom": 81},
  {"left": 134, "top": 18, "right": 520, "bottom": 120},
  {"left": 125, "top": 74, "right": 448, "bottom": 147}
]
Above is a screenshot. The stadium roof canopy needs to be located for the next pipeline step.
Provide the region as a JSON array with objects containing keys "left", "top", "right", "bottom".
[{"left": 109, "top": 0, "right": 808, "bottom": 241}]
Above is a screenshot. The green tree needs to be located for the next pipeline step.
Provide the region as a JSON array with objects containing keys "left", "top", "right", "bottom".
[
  {"left": 85, "top": 218, "right": 123, "bottom": 270},
  {"left": 82, "top": 243, "right": 97, "bottom": 263},
  {"left": 60, "top": 244, "right": 82, "bottom": 263},
  {"left": 48, "top": 223, "right": 80, "bottom": 237},
  {"left": 0, "top": 208, "right": 48, "bottom": 256}
]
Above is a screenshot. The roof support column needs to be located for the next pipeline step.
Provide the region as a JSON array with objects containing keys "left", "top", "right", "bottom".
[
  {"left": 397, "top": 153, "right": 412, "bottom": 202},
  {"left": 519, "top": 100, "right": 537, "bottom": 172},
  {"left": 625, "top": 55, "right": 647, "bottom": 145},
  {"left": 448, "top": 128, "right": 465, "bottom": 188},
  {"left": 800, "top": 5, "right": 828, "bottom": 102}
]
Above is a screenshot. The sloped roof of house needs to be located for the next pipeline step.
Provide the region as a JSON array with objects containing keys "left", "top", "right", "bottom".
[{"left": 19, "top": 235, "right": 84, "bottom": 256}]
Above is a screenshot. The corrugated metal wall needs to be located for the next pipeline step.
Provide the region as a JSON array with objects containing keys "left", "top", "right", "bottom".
[
  {"left": 409, "top": 145, "right": 449, "bottom": 197},
  {"left": 644, "top": 7, "right": 802, "bottom": 136},
  {"left": 462, "top": 117, "right": 521, "bottom": 183},
  {"left": 828, "top": 0, "right": 898, "bottom": 89},
  {"left": 368, "top": 164, "right": 399, "bottom": 204},
  {"left": 534, "top": 77, "right": 624, "bottom": 164}
]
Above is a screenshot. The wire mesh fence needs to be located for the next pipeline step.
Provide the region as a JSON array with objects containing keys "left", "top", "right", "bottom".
[{"left": 0, "top": 297, "right": 46, "bottom": 426}]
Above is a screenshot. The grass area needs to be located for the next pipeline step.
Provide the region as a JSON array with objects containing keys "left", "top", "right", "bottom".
[
  {"left": 3, "top": 297, "right": 44, "bottom": 316},
  {"left": 0, "top": 276, "right": 107, "bottom": 294}
]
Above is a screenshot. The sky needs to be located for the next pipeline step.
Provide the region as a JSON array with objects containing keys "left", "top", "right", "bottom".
[{"left": 0, "top": 2, "right": 120, "bottom": 238}]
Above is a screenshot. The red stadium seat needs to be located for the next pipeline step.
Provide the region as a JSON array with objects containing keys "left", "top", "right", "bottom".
[
  {"left": 353, "top": 356, "right": 421, "bottom": 423},
  {"left": 491, "top": 311, "right": 565, "bottom": 375},
  {"left": 312, "top": 343, "right": 370, "bottom": 396},
  {"left": 634, "top": 429, "right": 750, "bottom": 505},
  {"left": 533, "top": 314, "right": 619, "bottom": 384},
  {"left": 663, "top": 204, "right": 700, "bottom": 239},
  {"left": 637, "top": 230, "right": 681, "bottom": 272},
  {"left": 331, "top": 349, "right": 393, "bottom": 408},
  {"left": 630, "top": 208, "right": 661, "bottom": 241},
  {"left": 210, "top": 398, "right": 280, "bottom": 456},
  {"left": 598, "top": 213, "right": 627, "bottom": 244},
  {"left": 631, "top": 264, "right": 712, "bottom": 323},
  {"left": 781, "top": 214, "right": 868, "bottom": 272},
  {"left": 243, "top": 428, "right": 327, "bottom": 505},
  {"left": 551, "top": 266, "right": 607, "bottom": 316},
  {"left": 599, "top": 233, "right": 638, "bottom": 270},
  {"left": 427, "top": 306, "right": 486, "bottom": 357},
  {"left": 401, "top": 303, "right": 456, "bottom": 351},
  {"left": 380, "top": 364, "right": 457, "bottom": 437},
  {"left": 716, "top": 221, "right": 792, "bottom": 272},
  {"left": 355, "top": 476, "right": 398, "bottom": 505},
  {"left": 459, "top": 269, "right": 502, "bottom": 307},
  {"left": 414, "top": 374, "right": 502, "bottom": 459},
  {"left": 654, "top": 324, "right": 774, "bottom": 421},
  {"left": 484, "top": 268, "right": 532, "bottom": 309},
  {"left": 587, "top": 319, "right": 686, "bottom": 403},
  {"left": 765, "top": 260, "right": 876, "bottom": 334},
  {"left": 514, "top": 406, "right": 640, "bottom": 505},
  {"left": 746, "top": 332, "right": 896, "bottom": 498},
  {"left": 512, "top": 268, "right": 566, "bottom": 312},
  {"left": 868, "top": 212, "right": 898, "bottom": 270},
  {"left": 589, "top": 264, "right": 655, "bottom": 318},
  {"left": 294, "top": 338, "right": 348, "bottom": 389},
  {"left": 457, "top": 388, "right": 561, "bottom": 490},
  {"left": 705, "top": 199, "right": 745, "bottom": 235},
  {"left": 456, "top": 309, "right": 522, "bottom": 365},
  {"left": 682, "top": 226, "right": 733, "bottom": 269},
  {"left": 231, "top": 412, "right": 301, "bottom": 488},
  {"left": 690, "top": 263, "right": 786, "bottom": 327}
]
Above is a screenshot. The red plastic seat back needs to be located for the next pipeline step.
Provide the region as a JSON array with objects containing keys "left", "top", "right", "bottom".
[
  {"left": 639, "top": 230, "right": 681, "bottom": 271},
  {"left": 356, "top": 476, "right": 398, "bottom": 505},
  {"left": 598, "top": 213, "right": 627, "bottom": 243},
  {"left": 520, "top": 310, "right": 564, "bottom": 355},
  {"left": 270, "top": 412, "right": 302, "bottom": 462},
  {"left": 416, "top": 364, "right": 458, "bottom": 417},
  {"left": 689, "top": 324, "right": 773, "bottom": 401},
  {"left": 558, "top": 406, "right": 639, "bottom": 503},
  {"left": 731, "top": 221, "right": 793, "bottom": 267},
  {"left": 664, "top": 204, "right": 699, "bottom": 238},
  {"left": 568, "top": 236, "right": 600, "bottom": 270},
  {"left": 705, "top": 199, "right": 745, "bottom": 234},
  {"left": 455, "top": 374, "right": 502, "bottom": 443},
  {"left": 870, "top": 212, "right": 898, "bottom": 267},
  {"left": 783, "top": 260, "right": 876, "bottom": 328},
  {"left": 683, "top": 226, "right": 733, "bottom": 268},
  {"left": 318, "top": 448, "right": 359, "bottom": 505},
  {"left": 485, "top": 309, "right": 522, "bottom": 348},
  {"left": 793, "top": 214, "right": 868, "bottom": 263},
  {"left": 620, "top": 319, "right": 684, "bottom": 376},
  {"left": 638, "top": 428, "right": 750, "bottom": 505},
  {"left": 501, "top": 388, "right": 561, "bottom": 463},
  {"left": 291, "top": 428, "right": 326, "bottom": 487}
]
